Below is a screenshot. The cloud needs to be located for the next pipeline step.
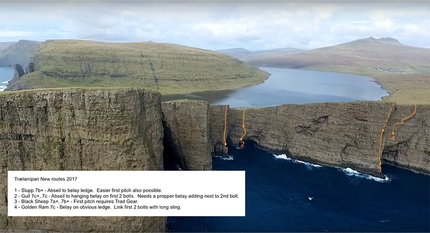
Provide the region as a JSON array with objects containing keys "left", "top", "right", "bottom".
[
  {"left": 0, "top": 1, "right": 429, "bottom": 50},
  {"left": 0, "top": 29, "right": 33, "bottom": 38}
]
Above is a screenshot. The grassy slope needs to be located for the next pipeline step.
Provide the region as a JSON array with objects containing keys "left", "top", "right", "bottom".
[
  {"left": 247, "top": 37, "right": 430, "bottom": 104},
  {"left": 8, "top": 40, "right": 269, "bottom": 94}
]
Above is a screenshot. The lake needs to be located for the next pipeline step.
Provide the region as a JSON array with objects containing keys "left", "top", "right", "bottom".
[
  {"left": 0, "top": 66, "right": 13, "bottom": 91},
  {"left": 162, "top": 67, "right": 389, "bottom": 107}
]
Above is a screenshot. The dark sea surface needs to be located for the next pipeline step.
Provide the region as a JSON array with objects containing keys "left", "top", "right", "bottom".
[
  {"left": 168, "top": 144, "right": 430, "bottom": 232},
  {"left": 161, "top": 67, "right": 389, "bottom": 107},
  {"left": 0, "top": 67, "right": 13, "bottom": 91}
]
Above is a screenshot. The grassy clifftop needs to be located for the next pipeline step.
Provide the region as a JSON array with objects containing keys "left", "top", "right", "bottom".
[{"left": 6, "top": 40, "right": 269, "bottom": 94}]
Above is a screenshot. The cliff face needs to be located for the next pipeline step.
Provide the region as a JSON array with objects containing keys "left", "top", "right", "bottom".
[
  {"left": 161, "top": 100, "right": 212, "bottom": 170},
  {"left": 210, "top": 102, "right": 430, "bottom": 177},
  {"left": 0, "top": 40, "right": 41, "bottom": 67},
  {"left": 13, "top": 64, "right": 25, "bottom": 80},
  {"left": 0, "top": 89, "right": 165, "bottom": 232}
]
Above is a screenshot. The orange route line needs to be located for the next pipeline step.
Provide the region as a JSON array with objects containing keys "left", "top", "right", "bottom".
[
  {"left": 378, "top": 103, "right": 395, "bottom": 173},
  {"left": 240, "top": 110, "right": 246, "bottom": 148},
  {"left": 391, "top": 104, "right": 417, "bottom": 141},
  {"left": 224, "top": 105, "right": 229, "bottom": 153}
]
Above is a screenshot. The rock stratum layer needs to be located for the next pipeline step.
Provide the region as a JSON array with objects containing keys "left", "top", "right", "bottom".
[
  {"left": 0, "top": 89, "right": 166, "bottom": 232},
  {"left": 210, "top": 102, "right": 429, "bottom": 177}
]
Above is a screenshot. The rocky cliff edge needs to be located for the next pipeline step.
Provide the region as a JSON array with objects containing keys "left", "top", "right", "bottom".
[
  {"left": 0, "top": 89, "right": 165, "bottom": 232},
  {"left": 210, "top": 102, "right": 430, "bottom": 177}
]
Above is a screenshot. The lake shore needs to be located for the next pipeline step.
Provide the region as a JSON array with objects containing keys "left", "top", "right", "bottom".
[{"left": 284, "top": 66, "right": 429, "bottom": 105}]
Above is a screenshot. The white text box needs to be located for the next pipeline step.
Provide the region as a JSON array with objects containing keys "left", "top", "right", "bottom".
[{"left": 8, "top": 171, "right": 245, "bottom": 217}]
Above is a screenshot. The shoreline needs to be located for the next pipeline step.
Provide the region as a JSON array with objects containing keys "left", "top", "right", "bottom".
[
  {"left": 251, "top": 66, "right": 395, "bottom": 103},
  {"left": 253, "top": 143, "right": 389, "bottom": 179},
  {"left": 0, "top": 66, "right": 13, "bottom": 92}
]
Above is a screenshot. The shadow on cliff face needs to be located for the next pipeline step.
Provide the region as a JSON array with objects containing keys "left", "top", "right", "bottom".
[
  {"left": 212, "top": 141, "right": 225, "bottom": 155},
  {"left": 382, "top": 142, "right": 429, "bottom": 174},
  {"left": 162, "top": 114, "right": 187, "bottom": 171},
  {"left": 223, "top": 136, "right": 295, "bottom": 158}
]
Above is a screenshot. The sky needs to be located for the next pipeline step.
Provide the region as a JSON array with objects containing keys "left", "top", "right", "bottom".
[{"left": 1, "top": 0, "right": 429, "bottom": 51}]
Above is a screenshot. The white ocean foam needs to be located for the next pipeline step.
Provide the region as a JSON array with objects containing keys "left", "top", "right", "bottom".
[
  {"left": 273, "top": 154, "right": 291, "bottom": 161},
  {"left": 295, "top": 159, "right": 323, "bottom": 168},
  {"left": 273, "top": 153, "right": 322, "bottom": 168},
  {"left": 212, "top": 154, "right": 234, "bottom": 160},
  {"left": 340, "top": 167, "right": 391, "bottom": 183},
  {"left": 222, "top": 155, "right": 234, "bottom": 161}
]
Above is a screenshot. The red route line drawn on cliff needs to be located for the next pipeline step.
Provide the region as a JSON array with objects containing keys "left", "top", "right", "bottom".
[
  {"left": 378, "top": 103, "right": 395, "bottom": 173},
  {"left": 239, "top": 110, "right": 246, "bottom": 148},
  {"left": 224, "top": 104, "right": 229, "bottom": 153},
  {"left": 391, "top": 104, "right": 417, "bottom": 141}
]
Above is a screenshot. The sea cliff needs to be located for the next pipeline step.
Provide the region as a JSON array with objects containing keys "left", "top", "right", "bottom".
[
  {"left": 0, "top": 89, "right": 165, "bottom": 232},
  {"left": 0, "top": 89, "right": 429, "bottom": 232},
  {"left": 209, "top": 102, "right": 429, "bottom": 177}
]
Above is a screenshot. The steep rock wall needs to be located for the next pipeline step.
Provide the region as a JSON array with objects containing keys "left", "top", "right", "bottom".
[
  {"left": 209, "top": 102, "right": 430, "bottom": 177},
  {"left": 161, "top": 100, "right": 211, "bottom": 170},
  {"left": 0, "top": 89, "right": 165, "bottom": 232},
  {"left": 0, "top": 40, "right": 41, "bottom": 67}
]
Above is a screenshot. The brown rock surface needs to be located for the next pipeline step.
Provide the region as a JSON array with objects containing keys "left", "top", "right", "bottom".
[
  {"left": 209, "top": 102, "right": 430, "bottom": 177},
  {"left": 162, "top": 100, "right": 211, "bottom": 170},
  {"left": 0, "top": 89, "right": 165, "bottom": 232}
]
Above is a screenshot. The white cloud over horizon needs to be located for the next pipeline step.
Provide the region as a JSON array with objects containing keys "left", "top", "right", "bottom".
[{"left": 0, "top": 1, "right": 429, "bottom": 51}]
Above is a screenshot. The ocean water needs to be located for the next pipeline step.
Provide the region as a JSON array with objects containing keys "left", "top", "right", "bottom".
[
  {"left": 167, "top": 143, "right": 430, "bottom": 232},
  {"left": 0, "top": 67, "right": 13, "bottom": 91}
]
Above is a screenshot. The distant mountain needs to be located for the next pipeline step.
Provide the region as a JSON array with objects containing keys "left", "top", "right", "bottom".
[
  {"left": 374, "top": 37, "right": 402, "bottom": 45},
  {"left": 247, "top": 37, "right": 430, "bottom": 74},
  {"left": 216, "top": 47, "right": 305, "bottom": 61},
  {"left": 0, "top": 40, "right": 42, "bottom": 67},
  {"left": 216, "top": 48, "right": 250, "bottom": 53},
  {"left": 0, "top": 42, "right": 15, "bottom": 52},
  {"left": 216, "top": 48, "right": 252, "bottom": 60}
]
